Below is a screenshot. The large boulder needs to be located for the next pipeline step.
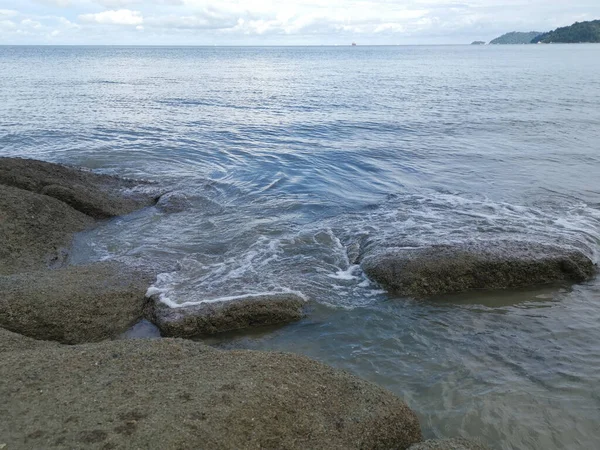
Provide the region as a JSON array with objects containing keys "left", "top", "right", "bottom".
[
  {"left": 0, "top": 184, "right": 94, "bottom": 274},
  {"left": 0, "top": 338, "right": 422, "bottom": 449},
  {"left": 409, "top": 438, "right": 489, "bottom": 450},
  {"left": 0, "top": 262, "right": 153, "bottom": 344},
  {"left": 150, "top": 293, "right": 306, "bottom": 338},
  {"left": 361, "top": 241, "right": 596, "bottom": 297},
  {"left": 0, "top": 157, "right": 156, "bottom": 219}
]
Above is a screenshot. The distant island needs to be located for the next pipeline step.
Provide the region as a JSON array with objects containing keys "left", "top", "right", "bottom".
[
  {"left": 488, "top": 19, "right": 600, "bottom": 44},
  {"left": 489, "top": 31, "right": 542, "bottom": 45},
  {"left": 471, "top": 41, "right": 486, "bottom": 45},
  {"left": 533, "top": 20, "right": 600, "bottom": 43}
]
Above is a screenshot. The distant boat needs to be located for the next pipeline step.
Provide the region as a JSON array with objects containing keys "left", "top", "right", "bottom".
[{"left": 352, "top": 42, "right": 357, "bottom": 46}]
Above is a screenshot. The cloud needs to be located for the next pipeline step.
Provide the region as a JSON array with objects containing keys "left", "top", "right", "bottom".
[
  {"left": 21, "top": 19, "right": 43, "bottom": 29},
  {"left": 95, "top": 0, "right": 184, "bottom": 6},
  {"left": 2, "top": 0, "right": 600, "bottom": 44},
  {"left": 31, "top": 0, "right": 73, "bottom": 7},
  {"left": 0, "top": 19, "right": 17, "bottom": 30},
  {"left": 0, "top": 9, "right": 19, "bottom": 17},
  {"left": 79, "top": 9, "right": 144, "bottom": 26}
]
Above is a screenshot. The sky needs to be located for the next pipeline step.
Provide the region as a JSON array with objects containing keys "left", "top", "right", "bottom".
[{"left": 0, "top": 0, "right": 599, "bottom": 45}]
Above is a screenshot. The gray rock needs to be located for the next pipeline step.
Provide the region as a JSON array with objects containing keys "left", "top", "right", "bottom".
[
  {"left": 149, "top": 293, "right": 306, "bottom": 338},
  {"left": 409, "top": 438, "right": 489, "bottom": 450},
  {"left": 0, "top": 262, "right": 154, "bottom": 344},
  {"left": 0, "top": 158, "right": 159, "bottom": 274},
  {"left": 361, "top": 240, "right": 596, "bottom": 297},
  {"left": 0, "top": 184, "right": 94, "bottom": 275},
  {"left": 155, "top": 191, "right": 192, "bottom": 213},
  {"left": 346, "top": 242, "right": 361, "bottom": 265},
  {"left": 0, "top": 157, "right": 156, "bottom": 219},
  {"left": 0, "top": 327, "right": 59, "bottom": 353},
  {"left": 0, "top": 339, "right": 422, "bottom": 449}
]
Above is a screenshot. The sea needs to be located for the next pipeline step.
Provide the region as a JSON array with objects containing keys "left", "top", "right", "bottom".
[{"left": 1, "top": 45, "right": 599, "bottom": 449}]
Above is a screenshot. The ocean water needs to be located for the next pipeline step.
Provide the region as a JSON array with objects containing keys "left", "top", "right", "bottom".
[{"left": 1, "top": 45, "right": 599, "bottom": 449}]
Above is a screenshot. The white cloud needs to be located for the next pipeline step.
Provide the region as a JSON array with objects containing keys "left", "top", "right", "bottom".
[
  {"left": 95, "top": 0, "right": 184, "bottom": 6},
  {"left": 21, "top": 19, "right": 43, "bottom": 28},
  {"left": 79, "top": 9, "right": 144, "bottom": 26},
  {"left": 32, "top": 0, "right": 73, "bottom": 7},
  {"left": 0, "top": 19, "right": 17, "bottom": 30},
  {"left": 0, "top": 9, "right": 19, "bottom": 17},
  {"left": 1, "top": 0, "right": 600, "bottom": 44}
]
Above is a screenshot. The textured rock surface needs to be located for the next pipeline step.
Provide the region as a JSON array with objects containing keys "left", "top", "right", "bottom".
[
  {"left": 409, "top": 438, "right": 489, "bottom": 450},
  {"left": 0, "top": 157, "right": 156, "bottom": 219},
  {"left": 0, "top": 263, "right": 153, "bottom": 344},
  {"left": 0, "top": 158, "right": 158, "bottom": 274},
  {"left": 0, "top": 338, "right": 422, "bottom": 450},
  {"left": 0, "top": 184, "right": 94, "bottom": 274},
  {"left": 361, "top": 241, "right": 596, "bottom": 297},
  {"left": 150, "top": 293, "right": 306, "bottom": 338},
  {"left": 0, "top": 327, "right": 58, "bottom": 353}
]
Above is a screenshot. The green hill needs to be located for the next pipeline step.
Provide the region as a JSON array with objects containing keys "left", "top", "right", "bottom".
[
  {"left": 532, "top": 20, "right": 600, "bottom": 43},
  {"left": 490, "top": 31, "right": 542, "bottom": 45}
]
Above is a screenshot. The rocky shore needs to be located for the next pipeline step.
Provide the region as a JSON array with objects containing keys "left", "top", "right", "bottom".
[
  {"left": 4, "top": 157, "right": 596, "bottom": 448},
  {"left": 0, "top": 157, "right": 425, "bottom": 449}
]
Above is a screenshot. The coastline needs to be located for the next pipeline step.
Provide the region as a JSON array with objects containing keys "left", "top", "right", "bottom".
[{"left": 1, "top": 157, "right": 597, "bottom": 448}]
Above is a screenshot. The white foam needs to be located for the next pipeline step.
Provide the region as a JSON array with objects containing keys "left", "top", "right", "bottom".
[
  {"left": 327, "top": 264, "right": 360, "bottom": 280},
  {"left": 147, "top": 278, "right": 308, "bottom": 309}
]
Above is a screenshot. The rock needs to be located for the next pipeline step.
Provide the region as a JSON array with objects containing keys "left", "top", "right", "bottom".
[
  {"left": 361, "top": 240, "right": 596, "bottom": 297},
  {"left": 0, "top": 157, "right": 156, "bottom": 219},
  {"left": 0, "top": 328, "right": 59, "bottom": 353},
  {"left": 409, "top": 438, "right": 489, "bottom": 450},
  {"left": 0, "top": 262, "right": 154, "bottom": 344},
  {"left": 0, "top": 339, "right": 422, "bottom": 449},
  {"left": 346, "top": 242, "right": 361, "bottom": 265},
  {"left": 150, "top": 293, "right": 306, "bottom": 338},
  {"left": 0, "top": 184, "right": 94, "bottom": 275},
  {"left": 155, "top": 191, "right": 192, "bottom": 213},
  {"left": 0, "top": 158, "right": 159, "bottom": 274}
]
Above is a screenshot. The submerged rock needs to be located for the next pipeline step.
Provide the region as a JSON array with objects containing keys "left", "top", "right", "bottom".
[
  {"left": 0, "top": 184, "right": 94, "bottom": 275},
  {"left": 361, "top": 241, "right": 596, "bottom": 297},
  {"left": 0, "top": 262, "right": 153, "bottom": 344},
  {"left": 0, "top": 157, "right": 156, "bottom": 219},
  {"left": 0, "top": 338, "right": 422, "bottom": 449},
  {"left": 409, "top": 438, "right": 489, "bottom": 450},
  {"left": 150, "top": 293, "right": 306, "bottom": 338},
  {"left": 155, "top": 191, "right": 192, "bottom": 213}
]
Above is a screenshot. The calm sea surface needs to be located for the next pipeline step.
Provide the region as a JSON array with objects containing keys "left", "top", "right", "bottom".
[{"left": 1, "top": 45, "right": 600, "bottom": 449}]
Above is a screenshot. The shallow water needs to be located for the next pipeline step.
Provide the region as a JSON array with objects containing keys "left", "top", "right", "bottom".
[{"left": 1, "top": 45, "right": 599, "bottom": 449}]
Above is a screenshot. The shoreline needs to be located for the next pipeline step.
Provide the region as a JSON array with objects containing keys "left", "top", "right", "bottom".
[{"left": 1, "top": 157, "right": 597, "bottom": 449}]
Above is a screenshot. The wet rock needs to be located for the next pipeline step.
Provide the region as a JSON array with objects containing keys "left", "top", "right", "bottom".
[
  {"left": 0, "top": 158, "right": 159, "bottom": 274},
  {"left": 0, "top": 328, "right": 59, "bottom": 353},
  {"left": 0, "top": 262, "right": 154, "bottom": 344},
  {"left": 346, "top": 242, "right": 361, "bottom": 265},
  {"left": 0, "top": 338, "right": 422, "bottom": 449},
  {"left": 361, "top": 240, "right": 596, "bottom": 297},
  {"left": 155, "top": 191, "right": 192, "bottom": 213},
  {"left": 0, "top": 157, "right": 156, "bottom": 219},
  {"left": 149, "top": 293, "right": 306, "bottom": 338},
  {"left": 409, "top": 438, "right": 489, "bottom": 450},
  {"left": 0, "top": 184, "right": 94, "bottom": 275}
]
